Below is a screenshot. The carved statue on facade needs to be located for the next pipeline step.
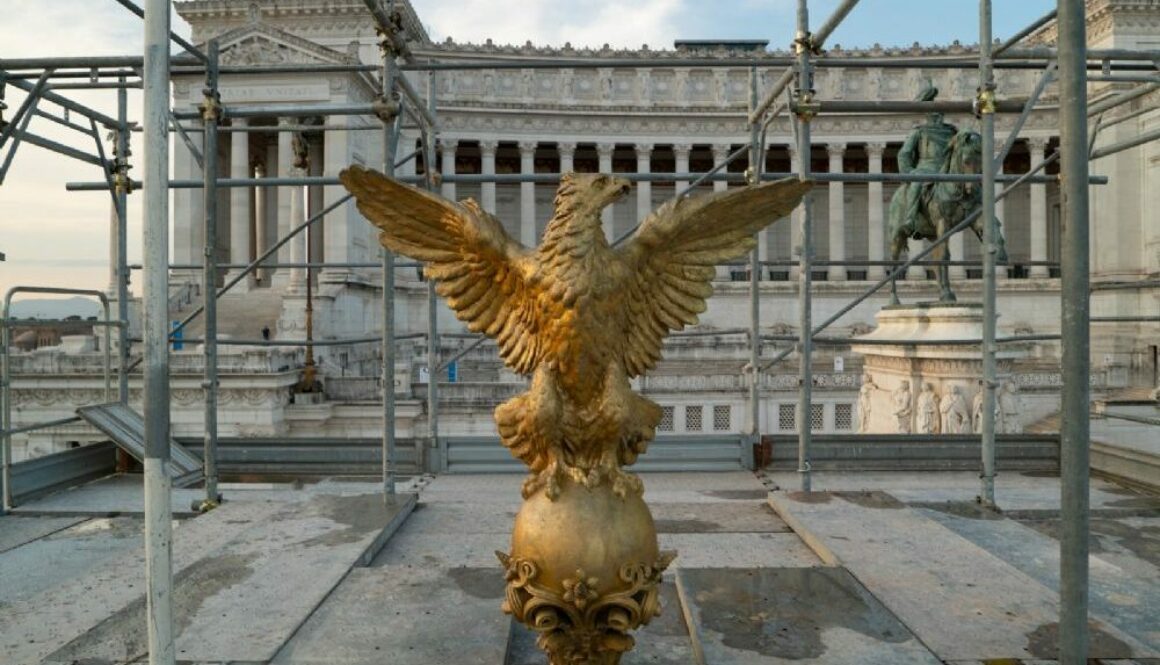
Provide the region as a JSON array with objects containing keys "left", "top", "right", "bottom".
[
  {"left": 341, "top": 166, "right": 810, "bottom": 665},
  {"left": 857, "top": 374, "right": 877, "bottom": 433},
  {"left": 916, "top": 382, "right": 940, "bottom": 434},
  {"left": 972, "top": 383, "right": 1003, "bottom": 434},
  {"left": 892, "top": 380, "right": 913, "bottom": 433},
  {"left": 886, "top": 83, "right": 1009, "bottom": 304},
  {"left": 999, "top": 380, "right": 1022, "bottom": 434},
  {"left": 940, "top": 384, "right": 970, "bottom": 434}
]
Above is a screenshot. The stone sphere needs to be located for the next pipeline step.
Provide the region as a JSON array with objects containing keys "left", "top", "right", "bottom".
[{"left": 510, "top": 479, "right": 658, "bottom": 597}]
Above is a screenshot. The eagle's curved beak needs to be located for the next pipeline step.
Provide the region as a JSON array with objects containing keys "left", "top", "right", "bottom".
[{"left": 607, "top": 178, "right": 631, "bottom": 203}]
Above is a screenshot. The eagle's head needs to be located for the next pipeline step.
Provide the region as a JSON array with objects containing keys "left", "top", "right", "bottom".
[{"left": 555, "top": 172, "right": 632, "bottom": 227}]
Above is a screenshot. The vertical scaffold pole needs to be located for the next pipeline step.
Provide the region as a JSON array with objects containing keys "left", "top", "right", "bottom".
[
  {"left": 425, "top": 71, "right": 442, "bottom": 472},
  {"left": 115, "top": 83, "right": 130, "bottom": 405},
  {"left": 978, "top": 0, "right": 999, "bottom": 507},
  {"left": 379, "top": 2, "right": 400, "bottom": 501},
  {"left": 200, "top": 40, "right": 221, "bottom": 509},
  {"left": 1058, "top": 0, "right": 1091, "bottom": 660},
  {"left": 747, "top": 66, "right": 762, "bottom": 467},
  {"left": 794, "top": 0, "right": 815, "bottom": 492},
  {"left": 142, "top": 1, "right": 175, "bottom": 663}
]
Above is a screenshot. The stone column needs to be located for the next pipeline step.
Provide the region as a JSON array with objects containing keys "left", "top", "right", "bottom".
[
  {"left": 558, "top": 141, "right": 576, "bottom": 174},
  {"left": 866, "top": 142, "right": 887, "bottom": 280},
  {"left": 827, "top": 143, "right": 847, "bottom": 281},
  {"left": 712, "top": 144, "right": 731, "bottom": 279},
  {"left": 441, "top": 139, "right": 458, "bottom": 202},
  {"left": 308, "top": 135, "right": 324, "bottom": 279},
  {"left": 322, "top": 125, "right": 356, "bottom": 283},
  {"left": 228, "top": 119, "right": 254, "bottom": 291},
  {"left": 673, "top": 143, "right": 691, "bottom": 195},
  {"left": 597, "top": 142, "right": 615, "bottom": 240},
  {"left": 171, "top": 117, "right": 201, "bottom": 286},
  {"left": 519, "top": 140, "right": 537, "bottom": 246},
  {"left": 254, "top": 160, "right": 268, "bottom": 285},
  {"left": 635, "top": 143, "right": 653, "bottom": 223},
  {"left": 711, "top": 143, "right": 730, "bottom": 193},
  {"left": 1028, "top": 137, "right": 1050, "bottom": 277},
  {"left": 274, "top": 119, "right": 293, "bottom": 289},
  {"left": 288, "top": 162, "right": 308, "bottom": 293},
  {"left": 788, "top": 145, "right": 802, "bottom": 280},
  {"left": 480, "top": 139, "right": 498, "bottom": 214}
]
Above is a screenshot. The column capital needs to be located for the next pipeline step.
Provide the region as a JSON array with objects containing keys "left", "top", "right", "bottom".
[
  {"left": 634, "top": 142, "right": 654, "bottom": 156},
  {"left": 518, "top": 139, "right": 538, "bottom": 154},
  {"left": 596, "top": 142, "right": 616, "bottom": 156},
  {"left": 1026, "top": 136, "right": 1050, "bottom": 155},
  {"left": 827, "top": 142, "right": 847, "bottom": 158},
  {"left": 711, "top": 143, "right": 731, "bottom": 161},
  {"left": 671, "top": 143, "right": 692, "bottom": 159},
  {"left": 865, "top": 141, "right": 887, "bottom": 158},
  {"left": 231, "top": 117, "right": 248, "bottom": 128},
  {"left": 479, "top": 139, "right": 499, "bottom": 156},
  {"left": 278, "top": 116, "right": 295, "bottom": 127},
  {"left": 557, "top": 141, "right": 577, "bottom": 155},
  {"left": 440, "top": 138, "right": 459, "bottom": 153}
]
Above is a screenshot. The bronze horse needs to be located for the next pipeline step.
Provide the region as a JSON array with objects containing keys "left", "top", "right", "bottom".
[{"left": 886, "top": 129, "right": 1008, "bottom": 304}]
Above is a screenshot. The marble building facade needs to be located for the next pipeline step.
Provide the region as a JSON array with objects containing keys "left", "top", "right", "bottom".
[{"left": 6, "top": 0, "right": 1159, "bottom": 459}]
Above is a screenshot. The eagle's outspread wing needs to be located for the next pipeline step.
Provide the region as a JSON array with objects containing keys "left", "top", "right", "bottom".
[
  {"left": 615, "top": 177, "right": 812, "bottom": 377},
  {"left": 340, "top": 166, "right": 544, "bottom": 374}
]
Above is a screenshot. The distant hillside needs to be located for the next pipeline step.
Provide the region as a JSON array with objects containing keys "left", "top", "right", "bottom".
[{"left": 6, "top": 296, "right": 103, "bottom": 320}]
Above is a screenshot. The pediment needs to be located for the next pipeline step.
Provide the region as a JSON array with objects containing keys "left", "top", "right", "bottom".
[{"left": 212, "top": 23, "right": 354, "bottom": 67}]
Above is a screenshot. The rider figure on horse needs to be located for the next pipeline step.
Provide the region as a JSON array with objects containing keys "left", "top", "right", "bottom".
[{"left": 896, "top": 83, "right": 958, "bottom": 239}]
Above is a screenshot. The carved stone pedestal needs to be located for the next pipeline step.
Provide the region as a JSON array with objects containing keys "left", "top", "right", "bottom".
[
  {"left": 497, "top": 477, "right": 675, "bottom": 665},
  {"left": 851, "top": 303, "right": 1028, "bottom": 435}
]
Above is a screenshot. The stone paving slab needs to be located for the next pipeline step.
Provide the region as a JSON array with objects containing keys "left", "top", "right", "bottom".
[
  {"left": 272, "top": 565, "right": 510, "bottom": 665},
  {"left": 921, "top": 507, "right": 1160, "bottom": 651},
  {"left": 11, "top": 473, "right": 205, "bottom": 516},
  {"left": 1, "top": 499, "right": 286, "bottom": 665},
  {"left": 506, "top": 581, "right": 694, "bottom": 665},
  {"left": 768, "top": 490, "right": 1155, "bottom": 662},
  {"left": 372, "top": 530, "right": 511, "bottom": 567},
  {"left": 676, "top": 567, "right": 941, "bottom": 664},
  {"left": 42, "top": 492, "right": 415, "bottom": 664},
  {"left": 661, "top": 533, "right": 819, "bottom": 568},
  {"left": 398, "top": 500, "right": 519, "bottom": 534},
  {"left": 0, "top": 516, "right": 142, "bottom": 609},
  {"left": 1024, "top": 514, "right": 1160, "bottom": 581},
  {"left": 762, "top": 471, "right": 1144, "bottom": 513},
  {"left": 652, "top": 502, "right": 790, "bottom": 533},
  {"left": 0, "top": 515, "right": 86, "bottom": 553}
]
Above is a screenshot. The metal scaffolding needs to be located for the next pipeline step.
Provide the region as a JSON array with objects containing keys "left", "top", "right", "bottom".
[{"left": 1, "top": 1, "right": 1158, "bottom": 663}]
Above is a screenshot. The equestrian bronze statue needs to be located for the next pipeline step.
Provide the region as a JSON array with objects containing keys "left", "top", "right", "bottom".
[{"left": 887, "top": 85, "right": 1008, "bottom": 304}]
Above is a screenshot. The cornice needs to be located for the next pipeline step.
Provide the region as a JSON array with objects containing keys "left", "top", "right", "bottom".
[
  {"left": 1029, "top": 0, "right": 1160, "bottom": 45},
  {"left": 413, "top": 40, "right": 985, "bottom": 61},
  {"left": 432, "top": 109, "right": 1060, "bottom": 145},
  {"left": 175, "top": 0, "right": 429, "bottom": 44}
]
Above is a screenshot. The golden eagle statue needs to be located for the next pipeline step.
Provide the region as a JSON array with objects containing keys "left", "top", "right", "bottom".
[{"left": 341, "top": 167, "right": 810, "bottom": 499}]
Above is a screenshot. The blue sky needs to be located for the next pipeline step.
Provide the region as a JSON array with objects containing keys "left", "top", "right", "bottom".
[
  {"left": 1, "top": 1, "right": 1058, "bottom": 297},
  {"left": 413, "top": 1, "right": 1058, "bottom": 51}
]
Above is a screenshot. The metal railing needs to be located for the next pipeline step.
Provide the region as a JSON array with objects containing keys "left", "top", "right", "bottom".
[{"left": 1, "top": 286, "right": 115, "bottom": 511}]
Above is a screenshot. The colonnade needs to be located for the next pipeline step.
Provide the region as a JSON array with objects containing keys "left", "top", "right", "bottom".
[{"left": 162, "top": 131, "right": 1056, "bottom": 296}]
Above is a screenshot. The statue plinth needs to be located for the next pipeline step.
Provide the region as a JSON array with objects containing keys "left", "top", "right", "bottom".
[{"left": 852, "top": 303, "right": 1027, "bottom": 434}]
